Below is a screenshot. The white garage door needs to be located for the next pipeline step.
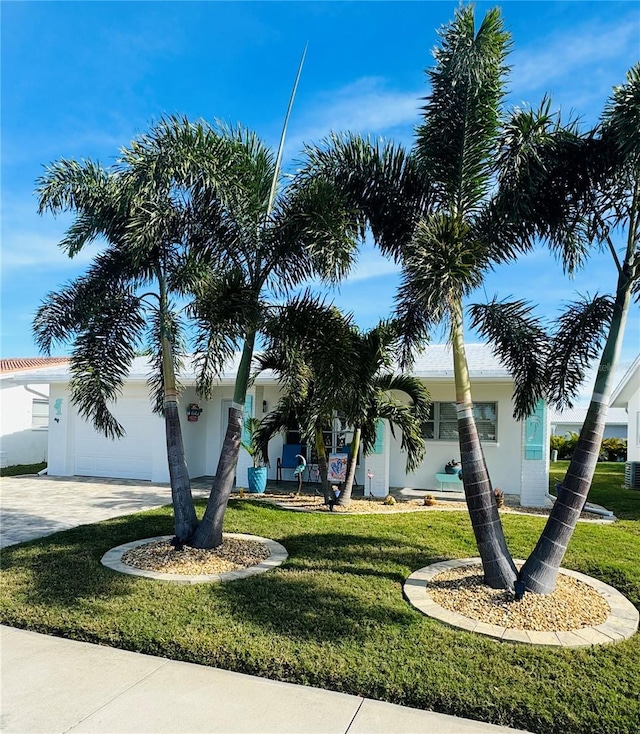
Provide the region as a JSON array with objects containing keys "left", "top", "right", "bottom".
[{"left": 74, "top": 398, "right": 154, "bottom": 480}]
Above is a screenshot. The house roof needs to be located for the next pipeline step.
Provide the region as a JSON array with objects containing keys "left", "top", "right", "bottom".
[
  {"left": 12, "top": 343, "right": 513, "bottom": 386},
  {"left": 549, "top": 406, "right": 628, "bottom": 426},
  {"left": 0, "top": 357, "right": 69, "bottom": 375},
  {"left": 611, "top": 355, "right": 640, "bottom": 408}
]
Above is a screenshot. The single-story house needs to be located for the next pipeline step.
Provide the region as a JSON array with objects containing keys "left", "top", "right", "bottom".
[
  {"left": 13, "top": 344, "right": 550, "bottom": 506},
  {"left": 0, "top": 358, "right": 69, "bottom": 468},
  {"left": 549, "top": 407, "right": 629, "bottom": 440},
  {"left": 611, "top": 355, "right": 640, "bottom": 464}
]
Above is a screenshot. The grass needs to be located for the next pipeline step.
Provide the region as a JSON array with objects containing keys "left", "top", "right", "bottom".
[
  {"left": 0, "top": 462, "right": 46, "bottom": 477},
  {"left": 1, "top": 464, "right": 639, "bottom": 734}
]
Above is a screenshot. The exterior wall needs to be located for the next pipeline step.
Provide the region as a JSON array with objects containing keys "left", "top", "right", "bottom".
[
  {"left": 0, "top": 380, "right": 49, "bottom": 467},
  {"left": 387, "top": 382, "right": 523, "bottom": 495},
  {"left": 44, "top": 376, "right": 548, "bottom": 503},
  {"left": 179, "top": 387, "right": 208, "bottom": 479},
  {"left": 364, "top": 420, "right": 390, "bottom": 498},
  {"left": 628, "top": 386, "right": 640, "bottom": 462}
]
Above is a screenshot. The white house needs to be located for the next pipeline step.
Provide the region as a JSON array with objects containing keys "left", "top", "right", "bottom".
[
  {"left": 611, "top": 355, "right": 640, "bottom": 462},
  {"left": 0, "top": 358, "right": 68, "bottom": 468},
  {"left": 549, "top": 407, "right": 629, "bottom": 440},
  {"left": 13, "top": 344, "right": 550, "bottom": 506}
]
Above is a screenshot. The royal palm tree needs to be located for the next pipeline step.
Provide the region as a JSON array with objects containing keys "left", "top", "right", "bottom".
[
  {"left": 300, "top": 6, "right": 525, "bottom": 588},
  {"left": 33, "top": 157, "right": 202, "bottom": 542}
]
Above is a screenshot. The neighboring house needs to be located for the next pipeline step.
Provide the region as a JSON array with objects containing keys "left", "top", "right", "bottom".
[
  {"left": 13, "top": 344, "right": 551, "bottom": 506},
  {"left": 549, "top": 407, "right": 629, "bottom": 440},
  {"left": 0, "top": 358, "right": 69, "bottom": 468},
  {"left": 611, "top": 355, "right": 640, "bottom": 463}
]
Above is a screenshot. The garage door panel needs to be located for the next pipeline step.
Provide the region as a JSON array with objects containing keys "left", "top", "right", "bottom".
[{"left": 74, "top": 399, "right": 155, "bottom": 480}]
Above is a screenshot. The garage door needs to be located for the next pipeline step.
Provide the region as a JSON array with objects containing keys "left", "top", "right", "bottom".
[{"left": 74, "top": 398, "right": 154, "bottom": 480}]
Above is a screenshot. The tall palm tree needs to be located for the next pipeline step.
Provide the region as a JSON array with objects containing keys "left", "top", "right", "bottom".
[
  {"left": 124, "top": 118, "right": 365, "bottom": 548},
  {"left": 300, "top": 6, "right": 525, "bottom": 588},
  {"left": 253, "top": 299, "right": 431, "bottom": 508},
  {"left": 33, "top": 159, "right": 200, "bottom": 542},
  {"left": 487, "top": 64, "right": 640, "bottom": 592}
]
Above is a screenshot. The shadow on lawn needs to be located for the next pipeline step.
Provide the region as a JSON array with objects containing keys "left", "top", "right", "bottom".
[
  {"left": 0, "top": 510, "right": 175, "bottom": 609},
  {"left": 213, "top": 566, "right": 418, "bottom": 643}
]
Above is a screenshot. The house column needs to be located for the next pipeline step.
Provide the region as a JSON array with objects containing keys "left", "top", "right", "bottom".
[{"left": 520, "top": 400, "right": 550, "bottom": 507}]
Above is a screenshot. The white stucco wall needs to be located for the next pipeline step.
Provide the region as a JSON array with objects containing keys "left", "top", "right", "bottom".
[
  {"left": 627, "top": 386, "right": 640, "bottom": 462},
  {"left": 387, "top": 382, "right": 522, "bottom": 494},
  {"left": 0, "top": 380, "right": 49, "bottom": 467}
]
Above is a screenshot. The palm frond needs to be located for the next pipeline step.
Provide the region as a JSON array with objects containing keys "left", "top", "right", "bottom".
[
  {"left": 468, "top": 299, "right": 549, "bottom": 419},
  {"left": 415, "top": 5, "right": 510, "bottom": 215},
  {"left": 546, "top": 294, "right": 615, "bottom": 409},
  {"left": 146, "top": 305, "right": 186, "bottom": 415},
  {"left": 68, "top": 291, "right": 146, "bottom": 439}
]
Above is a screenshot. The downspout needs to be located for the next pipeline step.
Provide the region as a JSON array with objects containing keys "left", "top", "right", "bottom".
[{"left": 23, "top": 384, "right": 49, "bottom": 400}]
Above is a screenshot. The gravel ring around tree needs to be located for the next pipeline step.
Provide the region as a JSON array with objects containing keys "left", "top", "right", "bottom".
[
  {"left": 101, "top": 534, "right": 288, "bottom": 584},
  {"left": 404, "top": 558, "right": 639, "bottom": 647}
]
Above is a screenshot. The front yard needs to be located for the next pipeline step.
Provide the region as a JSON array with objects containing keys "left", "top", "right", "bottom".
[{"left": 1, "top": 463, "right": 638, "bottom": 734}]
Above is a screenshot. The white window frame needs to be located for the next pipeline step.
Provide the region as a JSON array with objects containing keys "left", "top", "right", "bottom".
[
  {"left": 31, "top": 398, "right": 49, "bottom": 430},
  {"left": 423, "top": 402, "right": 498, "bottom": 442}
]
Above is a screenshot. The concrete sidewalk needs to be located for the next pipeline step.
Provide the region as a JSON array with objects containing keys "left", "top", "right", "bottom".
[{"left": 1, "top": 626, "right": 530, "bottom": 734}]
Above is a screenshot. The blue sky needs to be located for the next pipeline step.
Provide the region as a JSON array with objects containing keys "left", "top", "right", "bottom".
[{"left": 1, "top": 1, "right": 638, "bottom": 396}]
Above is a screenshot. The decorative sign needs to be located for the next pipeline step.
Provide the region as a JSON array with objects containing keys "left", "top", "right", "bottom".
[
  {"left": 525, "top": 400, "right": 545, "bottom": 460},
  {"left": 241, "top": 395, "right": 254, "bottom": 446},
  {"left": 328, "top": 453, "right": 348, "bottom": 482},
  {"left": 371, "top": 420, "right": 384, "bottom": 454}
]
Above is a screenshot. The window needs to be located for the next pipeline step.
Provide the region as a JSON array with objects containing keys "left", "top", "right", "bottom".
[
  {"left": 423, "top": 402, "right": 497, "bottom": 442},
  {"left": 32, "top": 399, "right": 49, "bottom": 430}
]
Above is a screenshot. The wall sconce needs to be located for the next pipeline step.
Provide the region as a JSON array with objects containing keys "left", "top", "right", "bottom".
[
  {"left": 262, "top": 400, "right": 268, "bottom": 413},
  {"left": 186, "top": 403, "right": 203, "bottom": 422}
]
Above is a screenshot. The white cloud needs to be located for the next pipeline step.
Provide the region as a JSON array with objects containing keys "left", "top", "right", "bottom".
[
  {"left": 510, "top": 13, "right": 638, "bottom": 107},
  {"left": 287, "top": 77, "right": 420, "bottom": 154},
  {"left": 1, "top": 230, "right": 99, "bottom": 271}
]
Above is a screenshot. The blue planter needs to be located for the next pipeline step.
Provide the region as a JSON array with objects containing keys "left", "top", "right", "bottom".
[
  {"left": 248, "top": 466, "right": 268, "bottom": 494},
  {"left": 445, "top": 465, "right": 460, "bottom": 475}
]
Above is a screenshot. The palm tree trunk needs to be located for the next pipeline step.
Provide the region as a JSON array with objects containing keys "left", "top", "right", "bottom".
[
  {"left": 521, "top": 264, "right": 634, "bottom": 593},
  {"left": 315, "top": 427, "right": 333, "bottom": 505},
  {"left": 191, "top": 332, "right": 256, "bottom": 549},
  {"left": 158, "top": 276, "right": 198, "bottom": 543},
  {"left": 451, "top": 302, "right": 518, "bottom": 590},
  {"left": 337, "top": 427, "right": 361, "bottom": 507}
]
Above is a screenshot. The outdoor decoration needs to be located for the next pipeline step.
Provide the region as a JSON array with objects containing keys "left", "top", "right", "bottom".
[
  {"left": 366, "top": 469, "right": 374, "bottom": 498},
  {"left": 445, "top": 459, "right": 460, "bottom": 475},
  {"left": 328, "top": 453, "right": 348, "bottom": 482},
  {"left": 186, "top": 403, "right": 203, "bottom": 422}
]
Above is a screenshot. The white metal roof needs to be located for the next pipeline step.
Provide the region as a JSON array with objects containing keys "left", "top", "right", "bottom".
[
  {"left": 549, "top": 406, "right": 629, "bottom": 425},
  {"left": 11, "top": 343, "right": 512, "bottom": 386}
]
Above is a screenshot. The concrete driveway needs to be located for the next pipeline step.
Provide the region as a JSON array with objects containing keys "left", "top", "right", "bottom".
[{"left": 0, "top": 474, "right": 210, "bottom": 548}]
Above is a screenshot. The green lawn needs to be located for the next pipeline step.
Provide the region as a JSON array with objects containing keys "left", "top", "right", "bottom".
[
  {"left": 1, "top": 463, "right": 638, "bottom": 734},
  {"left": 0, "top": 462, "right": 47, "bottom": 477}
]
